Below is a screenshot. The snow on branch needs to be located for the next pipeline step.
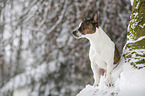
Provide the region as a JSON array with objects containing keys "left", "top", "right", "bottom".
[
  {"left": 0, "top": 62, "right": 49, "bottom": 93},
  {"left": 47, "top": 0, "right": 68, "bottom": 34},
  {"left": 130, "top": 0, "right": 134, "bottom": 6},
  {"left": 126, "top": 36, "right": 145, "bottom": 43}
]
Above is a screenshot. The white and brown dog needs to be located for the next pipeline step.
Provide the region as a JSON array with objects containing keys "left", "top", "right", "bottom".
[{"left": 72, "top": 11, "right": 120, "bottom": 86}]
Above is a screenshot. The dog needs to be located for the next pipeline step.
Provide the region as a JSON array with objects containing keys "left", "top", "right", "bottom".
[{"left": 72, "top": 11, "right": 120, "bottom": 86}]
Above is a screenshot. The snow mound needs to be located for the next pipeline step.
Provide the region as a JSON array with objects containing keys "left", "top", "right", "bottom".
[
  {"left": 77, "top": 63, "right": 145, "bottom": 96},
  {"left": 119, "top": 64, "right": 145, "bottom": 96},
  {"left": 77, "top": 76, "right": 119, "bottom": 96}
]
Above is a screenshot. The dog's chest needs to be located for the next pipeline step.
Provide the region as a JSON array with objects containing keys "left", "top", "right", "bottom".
[
  {"left": 89, "top": 43, "right": 108, "bottom": 69},
  {"left": 88, "top": 28, "right": 114, "bottom": 69},
  {"left": 89, "top": 32, "right": 111, "bottom": 53}
]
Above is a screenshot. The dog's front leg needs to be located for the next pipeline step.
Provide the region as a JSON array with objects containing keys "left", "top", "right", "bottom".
[
  {"left": 89, "top": 46, "right": 100, "bottom": 86},
  {"left": 91, "top": 62, "right": 100, "bottom": 86},
  {"left": 105, "top": 62, "right": 113, "bottom": 86}
]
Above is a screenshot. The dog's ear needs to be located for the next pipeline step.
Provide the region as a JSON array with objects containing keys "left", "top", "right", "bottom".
[{"left": 91, "top": 11, "right": 99, "bottom": 27}]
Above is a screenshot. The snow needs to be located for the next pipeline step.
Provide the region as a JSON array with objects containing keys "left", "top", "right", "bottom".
[
  {"left": 77, "top": 78, "right": 119, "bottom": 96},
  {"left": 13, "top": 88, "right": 30, "bottom": 96},
  {"left": 77, "top": 61, "right": 145, "bottom": 96},
  {"left": 124, "top": 47, "right": 145, "bottom": 68},
  {"left": 129, "top": 0, "right": 139, "bottom": 8},
  {"left": 139, "top": 23, "right": 145, "bottom": 28},
  {"left": 130, "top": 0, "right": 134, "bottom": 6},
  {"left": 1, "top": 62, "right": 48, "bottom": 93},
  {"left": 48, "top": 61, "right": 57, "bottom": 72},
  {"left": 47, "top": 0, "right": 68, "bottom": 34},
  {"left": 133, "top": 13, "right": 138, "bottom": 18},
  {"left": 119, "top": 64, "right": 145, "bottom": 96},
  {"left": 127, "top": 36, "right": 145, "bottom": 43},
  {"left": 135, "top": 1, "right": 140, "bottom": 9}
]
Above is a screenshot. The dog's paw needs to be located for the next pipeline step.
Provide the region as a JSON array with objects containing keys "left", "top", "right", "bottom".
[
  {"left": 107, "top": 82, "right": 113, "bottom": 87},
  {"left": 104, "top": 79, "right": 113, "bottom": 87},
  {"left": 93, "top": 81, "right": 99, "bottom": 86},
  {"left": 93, "top": 83, "right": 99, "bottom": 86}
]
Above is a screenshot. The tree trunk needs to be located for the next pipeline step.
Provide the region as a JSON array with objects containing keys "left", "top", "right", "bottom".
[{"left": 124, "top": 0, "right": 145, "bottom": 69}]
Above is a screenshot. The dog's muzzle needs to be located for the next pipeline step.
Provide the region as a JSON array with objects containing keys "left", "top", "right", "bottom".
[{"left": 72, "top": 30, "right": 83, "bottom": 38}]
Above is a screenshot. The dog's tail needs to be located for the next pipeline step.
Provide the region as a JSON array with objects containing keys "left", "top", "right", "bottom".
[{"left": 113, "top": 57, "right": 122, "bottom": 70}]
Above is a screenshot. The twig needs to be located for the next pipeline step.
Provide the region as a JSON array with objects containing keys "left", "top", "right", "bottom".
[{"left": 47, "top": 0, "right": 68, "bottom": 34}]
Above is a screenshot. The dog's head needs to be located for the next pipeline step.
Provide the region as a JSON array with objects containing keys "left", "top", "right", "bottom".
[{"left": 72, "top": 11, "right": 99, "bottom": 38}]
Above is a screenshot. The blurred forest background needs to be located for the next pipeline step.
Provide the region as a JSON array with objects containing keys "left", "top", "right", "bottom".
[{"left": 0, "top": 0, "right": 131, "bottom": 96}]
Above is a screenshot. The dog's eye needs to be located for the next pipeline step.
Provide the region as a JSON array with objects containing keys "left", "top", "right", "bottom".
[
  {"left": 82, "top": 24, "right": 85, "bottom": 29},
  {"left": 82, "top": 33, "right": 85, "bottom": 35}
]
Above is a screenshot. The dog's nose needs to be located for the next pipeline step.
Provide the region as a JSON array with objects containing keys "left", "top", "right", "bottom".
[{"left": 72, "top": 30, "right": 83, "bottom": 39}]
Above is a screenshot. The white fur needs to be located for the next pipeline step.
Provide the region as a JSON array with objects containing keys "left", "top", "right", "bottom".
[{"left": 82, "top": 27, "right": 115, "bottom": 86}]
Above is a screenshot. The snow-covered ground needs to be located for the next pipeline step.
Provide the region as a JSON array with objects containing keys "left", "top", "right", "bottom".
[
  {"left": 77, "top": 61, "right": 145, "bottom": 96},
  {"left": 13, "top": 88, "right": 30, "bottom": 96}
]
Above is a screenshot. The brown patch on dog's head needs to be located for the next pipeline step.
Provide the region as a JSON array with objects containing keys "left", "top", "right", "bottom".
[
  {"left": 72, "top": 11, "right": 99, "bottom": 38},
  {"left": 78, "top": 20, "right": 96, "bottom": 34}
]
